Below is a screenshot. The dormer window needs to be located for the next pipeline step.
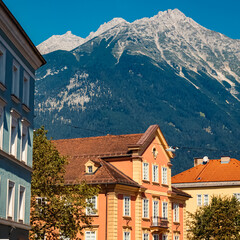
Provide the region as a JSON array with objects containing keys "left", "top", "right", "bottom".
[
  {"left": 152, "top": 147, "right": 158, "bottom": 159},
  {"left": 88, "top": 166, "right": 93, "bottom": 173}
]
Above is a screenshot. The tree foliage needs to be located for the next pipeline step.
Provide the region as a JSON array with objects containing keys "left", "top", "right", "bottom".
[
  {"left": 187, "top": 195, "right": 240, "bottom": 240},
  {"left": 30, "top": 126, "right": 100, "bottom": 240}
]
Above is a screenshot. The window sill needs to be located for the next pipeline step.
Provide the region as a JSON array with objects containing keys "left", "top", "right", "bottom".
[
  {"left": 142, "top": 179, "right": 150, "bottom": 183},
  {"left": 22, "top": 103, "right": 31, "bottom": 113},
  {"left": 0, "top": 82, "right": 6, "bottom": 91},
  {"left": 11, "top": 94, "right": 20, "bottom": 104},
  {"left": 142, "top": 217, "right": 150, "bottom": 221},
  {"left": 173, "top": 221, "right": 180, "bottom": 225},
  {"left": 161, "top": 183, "right": 169, "bottom": 187},
  {"left": 87, "top": 214, "right": 99, "bottom": 217},
  {"left": 123, "top": 216, "right": 132, "bottom": 220},
  {"left": 152, "top": 181, "right": 160, "bottom": 185}
]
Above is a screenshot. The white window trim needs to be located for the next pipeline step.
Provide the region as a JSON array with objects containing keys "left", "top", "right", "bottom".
[
  {"left": 7, "top": 180, "right": 15, "bottom": 219},
  {"left": 22, "top": 71, "right": 30, "bottom": 107},
  {"left": 86, "top": 196, "right": 97, "bottom": 215},
  {"left": 85, "top": 231, "right": 96, "bottom": 240},
  {"left": 197, "top": 194, "right": 202, "bottom": 206},
  {"left": 204, "top": 194, "right": 209, "bottom": 206},
  {"left": 152, "top": 164, "right": 159, "bottom": 183},
  {"left": 173, "top": 203, "right": 179, "bottom": 222},
  {"left": 162, "top": 234, "right": 168, "bottom": 240},
  {"left": 123, "top": 231, "right": 130, "bottom": 240},
  {"left": 234, "top": 193, "right": 240, "bottom": 201},
  {"left": 12, "top": 59, "right": 20, "bottom": 98},
  {"left": 21, "top": 120, "right": 29, "bottom": 164},
  {"left": 143, "top": 162, "right": 149, "bottom": 181},
  {"left": 123, "top": 196, "right": 131, "bottom": 216},
  {"left": 142, "top": 198, "right": 149, "bottom": 218},
  {"left": 162, "top": 201, "right": 168, "bottom": 219},
  {"left": 18, "top": 185, "right": 25, "bottom": 222},
  {"left": 153, "top": 234, "right": 159, "bottom": 240},
  {"left": 162, "top": 167, "right": 168, "bottom": 185},
  {"left": 0, "top": 43, "right": 6, "bottom": 85},
  {"left": 10, "top": 110, "right": 20, "bottom": 158},
  {"left": 143, "top": 233, "right": 149, "bottom": 240},
  {"left": 0, "top": 102, "right": 5, "bottom": 149}
]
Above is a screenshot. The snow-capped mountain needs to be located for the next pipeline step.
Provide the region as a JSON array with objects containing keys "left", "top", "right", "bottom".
[
  {"left": 35, "top": 9, "right": 240, "bottom": 174},
  {"left": 37, "top": 31, "right": 85, "bottom": 55}
]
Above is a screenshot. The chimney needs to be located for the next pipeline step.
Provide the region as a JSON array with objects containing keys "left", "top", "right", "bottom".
[
  {"left": 221, "top": 156, "right": 230, "bottom": 164},
  {"left": 194, "top": 156, "right": 209, "bottom": 166}
]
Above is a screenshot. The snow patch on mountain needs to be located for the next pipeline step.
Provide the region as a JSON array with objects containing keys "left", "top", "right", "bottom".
[
  {"left": 37, "top": 31, "right": 84, "bottom": 55},
  {"left": 36, "top": 66, "right": 68, "bottom": 80}
]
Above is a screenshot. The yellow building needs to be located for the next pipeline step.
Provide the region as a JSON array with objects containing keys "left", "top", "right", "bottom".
[{"left": 172, "top": 156, "right": 240, "bottom": 214}]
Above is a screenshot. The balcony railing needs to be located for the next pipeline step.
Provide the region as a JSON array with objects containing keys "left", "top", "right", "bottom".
[{"left": 151, "top": 217, "right": 168, "bottom": 228}]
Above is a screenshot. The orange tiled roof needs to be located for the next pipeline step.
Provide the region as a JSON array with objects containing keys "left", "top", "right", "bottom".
[
  {"left": 53, "top": 133, "right": 143, "bottom": 158},
  {"left": 172, "top": 158, "right": 240, "bottom": 183}
]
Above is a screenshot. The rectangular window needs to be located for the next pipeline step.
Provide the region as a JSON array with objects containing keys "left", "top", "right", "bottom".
[
  {"left": 153, "top": 200, "right": 159, "bottom": 226},
  {"left": 12, "top": 60, "right": 20, "bottom": 98},
  {"left": 173, "top": 203, "right": 179, "bottom": 222},
  {"left": 21, "top": 123, "right": 28, "bottom": 163},
  {"left": 162, "top": 202, "right": 168, "bottom": 219},
  {"left": 85, "top": 231, "right": 96, "bottom": 240},
  {"left": 152, "top": 164, "right": 159, "bottom": 182},
  {"left": 124, "top": 232, "right": 130, "bottom": 240},
  {"left": 162, "top": 235, "right": 168, "bottom": 240},
  {"left": 143, "top": 198, "right": 149, "bottom": 218},
  {"left": 143, "top": 162, "right": 149, "bottom": 180},
  {"left": 174, "top": 236, "right": 179, "bottom": 240},
  {"left": 204, "top": 194, "right": 209, "bottom": 206},
  {"left": 18, "top": 186, "right": 25, "bottom": 222},
  {"left": 197, "top": 194, "right": 202, "bottom": 206},
  {"left": 143, "top": 233, "right": 149, "bottom": 240},
  {"left": 0, "top": 43, "right": 6, "bottom": 85},
  {"left": 88, "top": 166, "right": 93, "bottom": 173},
  {"left": 124, "top": 196, "right": 130, "bottom": 216},
  {"left": 22, "top": 72, "right": 30, "bottom": 106},
  {"left": 10, "top": 114, "right": 18, "bottom": 158},
  {"left": 86, "top": 196, "right": 97, "bottom": 215},
  {"left": 0, "top": 105, "right": 4, "bottom": 149},
  {"left": 7, "top": 180, "right": 15, "bottom": 219},
  {"left": 153, "top": 235, "right": 159, "bottom": 240},
  {"left": 234, "top": 193, "right": 240, "bottom": 201},
  {"left": 162, "top": 167, "right": 167, "bottom": 185}
]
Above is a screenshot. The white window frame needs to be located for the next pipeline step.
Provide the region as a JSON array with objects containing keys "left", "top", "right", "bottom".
[
  {"left": 162, "top": 167, "right": 167, "bottom": 185},
  {"left": 162, "top": 235, "right": 168, "bottom": 240},
  {"left": 0, "top": 43, "right": 6, "bottom": 85},
  {"left": 7, "top": 180, "right": 15, "bottom": 219},
  {"left": 204, "top": 194, "right": 209, "bottom": 206},
  {"left": 12, "top": 60, "right": 20, "bottom": 98},
  {"left": 152, "top": 164, "right": 159, "bottom": 182},
  {"left": 174, "top": 235, "right": 179, "bottom": 240},
  {"left": 0, "top": 103, "right": 5, "bottom": 149},
  {"left": 18, "top": 185, "right": 25, "bottom": 222},
  {"left": 142, "top": 198, "right": 149, "bottom": 218},
  {"left": 143, "top": 162, "right": 149, "bottom": 181},
  {"left": 153, "top": 234, "right": 159, "bottom": 240},
  {"left": 152, "top": 200, "right": 159, "bottom": 226},
  {"left": 173, "top": 203, "right": 179, "bottom": 222},
  {"left": 143, "top": 233, "right": 149, "bottom": 240},
  {"left": 22, "top": 71, "right": 30, "bottom": 107},
  {"left": 86, "top": 196, "right": 97, "bottom": 215},
  {"left": 234, "top": 193, "right": 240, "bottom": 201},
  {"left": 87, "top": 166, "right": 93, "bottom": 173},
  {"left": 85, "top": 231, "right": 96, "bottom": 240},
  {"left": 162, "top": 201, "right": 168, "bottom": 219},
  {"left": 123, "top": 196, "right": 131, "bottom": 216},
  {"left": 10, "top": 111, "right": 19, "bottom": 158},
  {"left": 21, "top": 121, "right": 29, "bottom": 163},
  {"left": 197, "top": 194, "right": 202, "bottom": 206},
  {"left": 124, "top": 231, "right": 130, "bottom": 240}
]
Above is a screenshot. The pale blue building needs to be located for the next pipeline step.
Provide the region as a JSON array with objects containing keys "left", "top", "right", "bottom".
[{"left": 0, "top": 2, "right": 45, "bottom": 239}]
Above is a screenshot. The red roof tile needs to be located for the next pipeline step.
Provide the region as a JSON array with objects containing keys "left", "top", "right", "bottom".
[{"left": 172, "top": 158, "right": 240, "bottom": 183}]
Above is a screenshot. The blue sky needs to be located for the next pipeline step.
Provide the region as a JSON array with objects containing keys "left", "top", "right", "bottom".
[{"left": 3, "top": 0, "right": 240, "bottom": 45}]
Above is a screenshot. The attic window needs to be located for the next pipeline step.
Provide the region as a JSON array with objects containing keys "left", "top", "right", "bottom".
[
  {"left": 88, "top": 166, "right": 93, "bottom": 173},
  {"left": 152, "top": 147, "right": 158, "bottom": 159}
]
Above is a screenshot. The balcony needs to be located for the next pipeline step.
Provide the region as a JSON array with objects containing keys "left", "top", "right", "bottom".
[{"left": 150, "top": 217, "right": 168, "bottom": 231}]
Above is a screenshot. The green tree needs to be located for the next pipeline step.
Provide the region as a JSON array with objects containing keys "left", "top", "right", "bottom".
[
  {"left": 30, "top": 127, "right": 99, "bottom": 240},
  {"left": 187, "top": 195, "right": 240, "bottom": 240}
]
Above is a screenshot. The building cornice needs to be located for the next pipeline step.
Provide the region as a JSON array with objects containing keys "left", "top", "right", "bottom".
[
  {"left": 0, "top": 149, "right": 32, "bottom": 172},
  {"left": 0, "top": 217, "right": 31, "bottom": 230},
  {"left": 172, "top": 181, "right": 240, "bottom": 188},
  {"left": 0, "top": 1, "right": 45, "bottom": 70}
]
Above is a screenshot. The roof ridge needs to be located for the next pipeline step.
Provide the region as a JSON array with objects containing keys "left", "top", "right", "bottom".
[{"left": 99, "top": 160, "right": 117, "bottom": 182}]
